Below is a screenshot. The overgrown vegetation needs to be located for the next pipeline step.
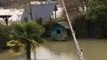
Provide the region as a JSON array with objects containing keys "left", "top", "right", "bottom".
[
  {"left": 73, "top": 0, "right": 107, "bottom": 38},
  {"left": 0, "top": 23, "right": 10, "bottom": 50},
  {"left": 86, "top": 0, "right": 107, "bottom": 22},
  {"left": 85, "top": 0, "right": 107, "bottom": 38}
]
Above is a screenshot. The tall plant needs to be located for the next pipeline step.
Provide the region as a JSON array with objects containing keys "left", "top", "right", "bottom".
[{"left": 8, "top": 22, "right": 44, "bottom": 60}]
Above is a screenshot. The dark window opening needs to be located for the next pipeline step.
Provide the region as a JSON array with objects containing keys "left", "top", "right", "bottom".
[
  {"left": 37, "top": 17, "right": 43, "bottom": 25},
  {"left": 24, "top": 17, "right": 28, "bottom": 22},
  {"left": 57, "top": 30, "right": 60, "bottom": 34}
]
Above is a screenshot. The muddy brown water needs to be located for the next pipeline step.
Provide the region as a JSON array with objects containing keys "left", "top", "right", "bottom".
[{"left": 0, "top": 39, "right": 107, "bottom": 60}]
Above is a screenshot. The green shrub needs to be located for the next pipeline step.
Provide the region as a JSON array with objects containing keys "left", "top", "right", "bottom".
[{"left": 0, "top": 24, "right": 10, "bottom": 50}]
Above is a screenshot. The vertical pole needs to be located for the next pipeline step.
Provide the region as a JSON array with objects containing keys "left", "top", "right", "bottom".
[
  {"left": 55, "top": 11, "right": 56, "bottom": 19},
  {"left": 3, "top": 17, "right": 8, "bottom": 26},
  {"left": 29, "top": 1, "right": 33, "bottom": 21},
  {"left": 54, "top": 4, "right": 58, "bottom": 19},
  {"left": 5, "top": 18, "right": 8, "bottom": 26},
  {"left": 61, "top": 0, "right": 84, "bottom": 60}
]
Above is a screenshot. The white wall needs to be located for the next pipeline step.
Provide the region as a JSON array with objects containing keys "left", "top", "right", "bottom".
[{"left": 0, "top": 9, "right": 24, "bottom": 22}]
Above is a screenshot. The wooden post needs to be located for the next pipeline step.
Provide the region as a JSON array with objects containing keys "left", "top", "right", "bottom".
[
  {"left": 0, "top": 15, "right": 12, "bottom": 26},
  {"left": 61, "top": 0, "right": 85, "bottom": 60},
  {"left": 3, "top": 17, "right": 8, "bottom": 26}
]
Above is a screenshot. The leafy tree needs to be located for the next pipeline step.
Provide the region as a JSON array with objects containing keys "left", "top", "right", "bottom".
[
  {"left": 86, "top": 0, "right": 107, "bottom": 22},
  {"left": 8, "top": 22, "right": 44, "bottom": 60},
  {"left": 85, "top": 0, "right": 107, "bottom": 38}
]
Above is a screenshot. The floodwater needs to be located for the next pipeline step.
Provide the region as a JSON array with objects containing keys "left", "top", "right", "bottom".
[{"left": 0, "top": 39, "right": 107, "bottom": 60}]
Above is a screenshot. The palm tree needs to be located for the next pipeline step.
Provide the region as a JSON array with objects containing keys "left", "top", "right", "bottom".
[{"left": 9, "top": 22, "right": 44, "bottom": 60}]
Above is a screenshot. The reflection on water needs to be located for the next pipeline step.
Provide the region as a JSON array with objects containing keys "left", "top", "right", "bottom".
[
  {"left": 32, "top": 46, "right": 74, "bottom": 60},
  {"left": 14, "top": 40, "right": 77, "bottom": 60},
  {"left": 0, "top": 39, "right": 107, "bottom": 60},
  {"left": 79, "top": 39, "right": 107, "bottom": 60}
]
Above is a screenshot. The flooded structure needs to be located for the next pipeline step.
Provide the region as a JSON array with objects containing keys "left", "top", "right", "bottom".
[{"left": 50, "top": 22, "right": 69, "bottom": 40}]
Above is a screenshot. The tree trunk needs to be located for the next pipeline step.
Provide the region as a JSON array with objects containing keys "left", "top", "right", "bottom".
[
  {"left": 55, "top": 11, "right": 56, "bottom": 19},
  {"left": 5, "top": 19, "right": 8, "bottom": 26},
  {"left": 34, "top": 48, "right": 36, "bottom": 60},
  {"left": 28, "top": 1, "right": 33, "bottom": 21},
  {"left": 26, "top": 41, "right": 31, "bottom": 60}
]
